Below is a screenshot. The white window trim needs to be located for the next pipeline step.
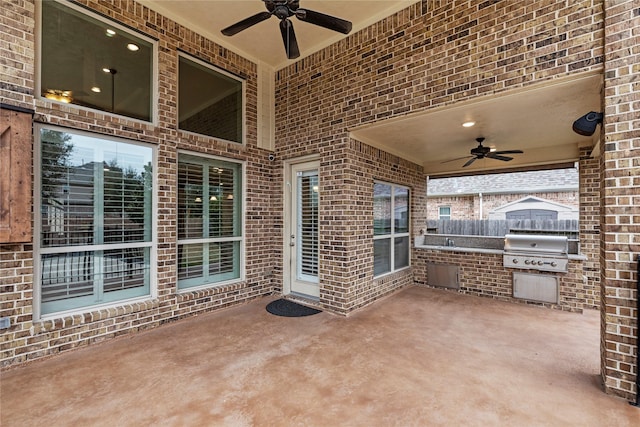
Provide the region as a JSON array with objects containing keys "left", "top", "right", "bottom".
[
  {"left": 176, "top": 150, "right": 246, "bottom": 293},
  {"left": 35, "top": 0, "right": 159, "bottom": 125},
  {"left": 177, "top": 53, "right": 247, "bottom": 146},
  {"left": 374, "top": 181, "right": 411, "bottom": 278},
  {"left": 33, "top": 123, "right": 158, "bottom": 320}
]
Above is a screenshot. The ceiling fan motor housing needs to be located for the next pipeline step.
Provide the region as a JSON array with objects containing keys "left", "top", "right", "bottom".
[{"left": 471, "top": 145, "right": 490, "bottom": 156}]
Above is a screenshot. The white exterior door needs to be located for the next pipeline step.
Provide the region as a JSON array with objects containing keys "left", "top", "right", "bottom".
[{"left": 285, "top": 160, "right": 319, "bottom": 299}]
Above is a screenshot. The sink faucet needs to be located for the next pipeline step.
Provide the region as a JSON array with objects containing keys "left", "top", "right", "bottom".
[{"left": 445, "top": 238, "right": 455, "bottom": 247}]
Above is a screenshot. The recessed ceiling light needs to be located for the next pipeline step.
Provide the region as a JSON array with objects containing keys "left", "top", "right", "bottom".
[
  {"left": 462, "top": 121, "right": 475, "bottom": 128},
  {"left": 102, "top": 67, "right": 111, "bottom": 73},
  {"left": 127, "top": 43, "right": 139, "bottom": 51},
  {"left": 91, "top": 86, "right": 101, "bottom": 93},
  {"left": 106, "top": 29, "right": 116, "bottom": 37}
]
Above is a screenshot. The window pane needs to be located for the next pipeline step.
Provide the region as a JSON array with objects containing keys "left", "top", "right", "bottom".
[
  {"left": 40, "top": 247, "right": 150, "bottom": 315},
  {"left": 394, "top": 187, "right": 409, "bottom": 233},
  {"left": 374, "top": 183, "right": 391, "bottom": 235},
  {"left": 40, "top": 129, "right": 153, "bottom": 247},
  {"left": 177, "top": 154, "right": 243, "bottom": 289},
  {"left": 394, "top": 236, "right": 410, "bottom": 269},
  {"left": 39, "top": 127, "right": 154, "bottom": 315},
  {"left": 439, "top": 206, "right": 451, "bottom": 220},
  {"left": 208, "top": 241, "right": 240, "bottom": 280},
  {"left": 179, "top": 56, "right": 243, "bottom": 143},
  {"left": 41, "top": 1, "right": 153, "bottom": 121},
  {"left": 374, "top": 238, "right": 391, "bottom": 276},
  {"left": 178, "top": 243, "right": 204, "bottom": 281},
  {"left": 208, "top": 164, "right": 241, "bottom": 237},
  {"left": 178, "top": 162, "right": 204, "bottom": 240}
]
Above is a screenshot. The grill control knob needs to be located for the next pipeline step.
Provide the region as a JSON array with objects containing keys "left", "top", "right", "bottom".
[
  {"left": 537, "top": 261, "right": 544, "bottom": 266},
  {"left": 524, "top": 260, "right": 531, "bottom": 265},
  {"left": 551, "top": 262, "right": 557, "bottom": 267},
  {"left": 512, "top": 259, "right": 518, "bottom": 264}
]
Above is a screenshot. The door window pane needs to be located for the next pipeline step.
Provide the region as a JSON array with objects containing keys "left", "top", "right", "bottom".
[
  {"left": 40, "top": 1, "right": 154, "bottom": 121},
  {"left": 297, "top": 172, "right": 319, "bottom": 280}
]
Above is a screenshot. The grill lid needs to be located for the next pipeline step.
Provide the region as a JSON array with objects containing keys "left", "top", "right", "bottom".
[{"left": 504, "top": 234, "right": 568, "bottom": 255}]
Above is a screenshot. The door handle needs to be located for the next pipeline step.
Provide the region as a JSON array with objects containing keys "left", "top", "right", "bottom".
[{"left": 290, "top": 235, "right": 295, "bottom": 246}]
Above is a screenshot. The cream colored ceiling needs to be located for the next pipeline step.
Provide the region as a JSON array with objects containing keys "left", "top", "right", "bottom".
[
  {"left": 138, "top": 1, "right": 602, "bottom": 176},
  {"left": 138, "top": 0, "right": 417, "bottom": 69},
  {"left": 351, "top": 73, "right": 603, "bottom": 175}
]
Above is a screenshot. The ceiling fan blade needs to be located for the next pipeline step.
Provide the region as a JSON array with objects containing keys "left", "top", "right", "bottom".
[
  {"left": 486, "top": 153, "right": 513, "bottom": 161},
  {"left": 295, "top": 8, "right": 352, "bottom": 34},
  {"left": 280, "top": 19, "right": 300, "bottom": 59},
  {"left": 463, "top": 157, "right": 477, "bottom": 167},
  {"left": 221, "top": 11, "right": 272, "bottom": 36},
  {"left": 492, "top": 149, "right": 523, "bottom": 155},
  {"left": 441, "top": 155, "right": 473, "bottom": 164}
]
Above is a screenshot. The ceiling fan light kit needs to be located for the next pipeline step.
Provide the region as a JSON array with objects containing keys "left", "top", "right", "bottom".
[{"left": 222, "top": 0, "right": 353, "bottom": 59}]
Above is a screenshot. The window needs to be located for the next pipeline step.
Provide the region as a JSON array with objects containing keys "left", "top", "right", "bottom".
[
  {"left": 40, "top": 0, "right": 154, "bottom": 121},
  {"left": 177, "top": 153, "right": 243, "bottom": 289},
  {"left": 439, "top": 206, "right": 451, "bottom": 220},
  {"left": 373, "top": 182, "right": 410, "bottom": 277},
  {"left": 36, "top": 126, "right": 155, "bottom": 316},
  {"left": 178, "top": 55, "right": 245, "bottom": 143}
]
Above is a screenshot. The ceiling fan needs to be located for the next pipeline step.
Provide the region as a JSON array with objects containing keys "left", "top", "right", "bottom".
[
  {"left": 443, "top": 137, "right": 524, "bottom": 167},
  {"left": 221, "top": 0, "right": 353, "bottom": 60}
]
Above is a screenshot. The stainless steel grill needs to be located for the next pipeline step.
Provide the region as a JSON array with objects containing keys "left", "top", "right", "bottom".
[{"left": 503, "top": 234, "right": 569, "bottom": 273}]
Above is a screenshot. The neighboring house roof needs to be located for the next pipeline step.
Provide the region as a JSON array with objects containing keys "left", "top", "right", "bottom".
[
  {"left": 490, "top": 196, "right": 577, "bottom": 213},
  {"left": 427, "top": 167, "right": 578, "bottom": 196}
]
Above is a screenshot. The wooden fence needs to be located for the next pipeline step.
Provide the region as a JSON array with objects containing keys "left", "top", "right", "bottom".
[{"left": 426, "top": 219, "right": 579, "bottom": 237}]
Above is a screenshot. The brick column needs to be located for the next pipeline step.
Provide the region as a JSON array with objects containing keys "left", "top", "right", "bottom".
[
  {"left": 601, "top": 0, "right": 639, "bottom": 400},
  {"left": 578, "top": 146, "right": 600, "bottom": 309}
]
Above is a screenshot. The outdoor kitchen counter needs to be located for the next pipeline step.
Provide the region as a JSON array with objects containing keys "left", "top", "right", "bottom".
[
  {"left": 412, "top": 237, "right": 594, "bottom": 313},
  {"left": 413, "top": 236, "right": 587, "bottom": 260},
  {"left": 414, "top": 244, "right": 587, "bottom": 260}
]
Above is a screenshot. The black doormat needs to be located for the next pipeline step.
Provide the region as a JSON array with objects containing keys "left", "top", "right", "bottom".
[{"left": 266, "top": 299, "right": 322, "bottom": 317}]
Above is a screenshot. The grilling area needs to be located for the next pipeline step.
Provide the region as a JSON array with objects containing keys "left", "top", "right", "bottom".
[{"left": 415, "top": 220, "right": 592, "bottom": 313}]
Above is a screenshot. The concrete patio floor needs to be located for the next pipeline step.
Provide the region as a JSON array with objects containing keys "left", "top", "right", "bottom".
[{"left": 1, "top": 286, "right": 638, "bottom": 426}]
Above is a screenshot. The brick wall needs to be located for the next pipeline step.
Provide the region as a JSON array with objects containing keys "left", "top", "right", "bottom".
[
  {"left": 578, "top": 145, "right": 601, "bottom": 310},
  {"left": 601, "top": 0, "right": 639, "bottom": 401}
]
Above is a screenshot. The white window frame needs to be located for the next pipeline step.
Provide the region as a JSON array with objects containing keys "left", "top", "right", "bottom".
[
  {"left": 33, "top": 124, "right": 158, "bottom": 320},
  {"left": 36, "top": 0, "right": 159, "bottom": 124},
  {"left": 373, "top": 181, "right": 411, "bottom": 278},
  {"left": 176, "top": 150, "right": 246, "bottom": 292},
  {"left": 177, "top": 53, "right": 247, "bottom": 145}
]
